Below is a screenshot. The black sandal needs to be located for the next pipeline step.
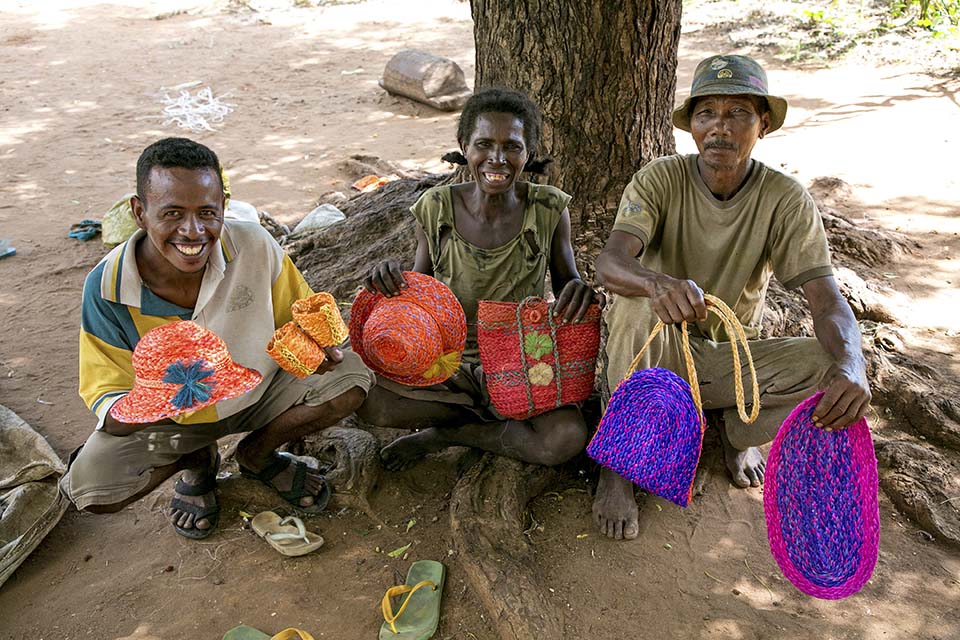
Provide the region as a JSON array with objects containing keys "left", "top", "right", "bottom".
[
  {"left": 170, "top": 472, "right": 220, "bottom": 540},
  {"left": 239, "top": 452, "right": 330, "bottom": 514}
]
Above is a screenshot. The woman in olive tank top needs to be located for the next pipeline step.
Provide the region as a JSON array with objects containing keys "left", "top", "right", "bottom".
[{"left": 356, "top": 88, "right": 602, "bottom": 470}]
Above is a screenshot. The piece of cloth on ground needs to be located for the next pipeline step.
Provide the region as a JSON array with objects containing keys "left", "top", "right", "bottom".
[
  {"left": 60, "top": 355, "right": 373, "bottom": 511},
  {"left": 601, "top": 296, "right": 832, "bottom": 449},
  {"left": 0, "top": 404, "right": 68, "bottom": 588},
  {"left": 68, "top": 219, "right": 102, "bottom": 241}
]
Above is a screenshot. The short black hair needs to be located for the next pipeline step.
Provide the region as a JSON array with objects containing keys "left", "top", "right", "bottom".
[
  {"left": 457, "top": 88, "right": 542, "bottom": 156},
  {"left": 135, "top": 137, "right": 222, "bottom": 201}
]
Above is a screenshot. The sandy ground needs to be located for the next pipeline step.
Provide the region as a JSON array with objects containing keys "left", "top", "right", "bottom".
[{"left": 0, "top": 0, "right": 958, "bottom": 638}]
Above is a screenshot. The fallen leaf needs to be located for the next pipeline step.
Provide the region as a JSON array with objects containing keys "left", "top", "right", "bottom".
[
  {"left": 387, "top": 543, "right": 411, "bottom": 558},
  {"left": 406, "top": 518, "right": 416, "bottom": 533},
  {"left": 239, "top": 510, "right": 254, "bottom": 519},
  {"left": 576, "top": 534, "right": 589, "bottom": 539}
]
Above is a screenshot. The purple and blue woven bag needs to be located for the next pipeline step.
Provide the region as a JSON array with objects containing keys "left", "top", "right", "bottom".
[
  {"left": 587, "top": 295, "right": 760, "bottom": 508},
  {"left": 587, "top": 367, "right": 705, "bottom": 507},
  {"left": 764, "top": 392, "right": 879, "bottom": 599}
]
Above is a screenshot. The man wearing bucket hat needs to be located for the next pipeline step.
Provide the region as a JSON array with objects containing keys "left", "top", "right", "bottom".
[
  {"left": 61, "top": 137, "right": 375, "bottom": 539},
  {"left": 593, "top": 55, "right": 871, "bottom": 539}
]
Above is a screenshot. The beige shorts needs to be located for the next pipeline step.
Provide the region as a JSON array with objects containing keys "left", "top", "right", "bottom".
[
  {"left": 602, "top": 295, "right": 833, "bottom": 449},
  {"left": 60, "top": 351, "right": 374, "bottom": 510}
]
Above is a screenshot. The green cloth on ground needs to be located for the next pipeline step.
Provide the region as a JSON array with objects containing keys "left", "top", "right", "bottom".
[{"left": 101, "top": 194, "right": 139, "bottom": 247}]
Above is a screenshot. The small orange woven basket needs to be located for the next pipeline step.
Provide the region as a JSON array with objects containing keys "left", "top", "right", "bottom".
[
  {"left": 291, "top": 292, "right": 349, "bottom": 348},
  {"left": 477, "top": 297, "right": 601, "bottom": 420},
  {"left": 267, "top": 322, "right": 326, "bottom": 379}
]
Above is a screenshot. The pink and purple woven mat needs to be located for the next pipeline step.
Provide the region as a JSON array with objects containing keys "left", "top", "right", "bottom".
[
  {"left": 587, "top": 367, "right": 704, "bottom": 508},
  {"left": 764, "top": 392, "right": 879, "bottom": 599}
]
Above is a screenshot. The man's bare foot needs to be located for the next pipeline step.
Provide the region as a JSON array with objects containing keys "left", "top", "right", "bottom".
[
  {"left": 593, "top": 466, "right": 639, "bottom": 540},
  {"left": 380, "top": 428, "right": 450, "bottom": 472},
  {"left": 719, "top": 423, "right": 765, "bottom": 488},
  {"left": 170, "top": 444, "right": 219, "bottom": 534}
]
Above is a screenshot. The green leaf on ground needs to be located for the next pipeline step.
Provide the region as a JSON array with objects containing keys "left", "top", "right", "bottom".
[{"left": 387, "top": 543, "right": 411, "bottom": 558}]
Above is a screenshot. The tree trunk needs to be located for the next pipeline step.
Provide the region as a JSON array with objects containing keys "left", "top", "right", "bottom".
[{"left": 471, "top": 0, "right": 682, "bottom": 255}]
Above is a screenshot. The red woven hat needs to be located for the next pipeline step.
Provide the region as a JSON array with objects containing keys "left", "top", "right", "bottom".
[
  {"left": 349, "top": 272, "right": 466, "bottom": 387},
  {"left": 110, "top": 321, "right": 263, "bottom": 423}
]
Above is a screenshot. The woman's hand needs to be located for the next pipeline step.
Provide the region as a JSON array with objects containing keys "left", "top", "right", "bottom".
[
  {"left": 550, "top": 279, "right": 605, "bottom": 324},
  {"left": 363, "top": 260, "right": 406, "bottom": 297}
]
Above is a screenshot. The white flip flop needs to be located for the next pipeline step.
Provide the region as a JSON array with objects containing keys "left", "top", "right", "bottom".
[{"left": 250, "top": 511, "right": 325, "bottom": 557}]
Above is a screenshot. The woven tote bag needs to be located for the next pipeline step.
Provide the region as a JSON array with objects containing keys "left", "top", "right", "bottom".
[
  {"left": 765, "top": 392, "right": 879, "bottom": 599},
  {"left": 587, "top": 294, "right": 760, "bottom": 507},
  {"left": 477, "top": 296, "right": 601, "bottom": 420}
]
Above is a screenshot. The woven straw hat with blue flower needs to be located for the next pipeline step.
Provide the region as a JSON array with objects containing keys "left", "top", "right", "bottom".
[{"left": 110, "top": 321, "right": 263, "bottom": 423}]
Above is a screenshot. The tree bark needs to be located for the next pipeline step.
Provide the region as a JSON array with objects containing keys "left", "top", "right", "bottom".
[{"left": 471, "top": 0, "right": 682, "bottom": 248}]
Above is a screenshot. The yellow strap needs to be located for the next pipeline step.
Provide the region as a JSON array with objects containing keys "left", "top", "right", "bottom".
[
  {"left": 270, "top": 629, "right": 316, "bottom": 640},
  {"left": 622, "top": 293, "right": 760, "bottom": 427},
  {"left": 276, "top": 341, "right": 318, "bottom": 377},
  {"left": 381, "top": 579, "right": 437, "bottom": 634}
]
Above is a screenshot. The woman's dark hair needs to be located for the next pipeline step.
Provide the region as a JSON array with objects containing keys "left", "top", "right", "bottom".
[
  {"left": 448, "top": 87, "right": 551, "bottom": 174},
  {"left": 457, "top": 87, "right": 542, "bottom": 153}
]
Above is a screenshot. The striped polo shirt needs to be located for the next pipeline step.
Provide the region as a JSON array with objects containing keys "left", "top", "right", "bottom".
[{"left": 79, "top": 219, "right": 313, "bottom": 428}]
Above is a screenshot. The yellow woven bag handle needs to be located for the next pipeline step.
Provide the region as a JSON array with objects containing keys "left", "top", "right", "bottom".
[{"left": 623, "top": 293, "right": 761, "bottom": 428}]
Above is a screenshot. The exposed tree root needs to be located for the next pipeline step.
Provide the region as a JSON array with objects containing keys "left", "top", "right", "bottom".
[
  {"left": 449, "top": 454, "right": 563, "bottom": 640},
  {"left": 875, "top": 439, "right": 960, "bottom": 548}
]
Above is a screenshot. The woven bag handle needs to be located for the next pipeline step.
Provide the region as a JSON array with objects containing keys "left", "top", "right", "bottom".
[{"left": 624, "top": 294, "right": 760, "bottom": 426}]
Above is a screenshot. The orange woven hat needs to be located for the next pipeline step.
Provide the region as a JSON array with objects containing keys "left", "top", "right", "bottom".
[
  {"left": 349, "top": 272, "right": 466, "bottom": 387},
  {"left": 110, "top": 321, "right": 263, "bottom": 423}
]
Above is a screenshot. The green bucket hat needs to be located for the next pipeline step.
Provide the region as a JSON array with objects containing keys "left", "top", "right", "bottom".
[{"left": 673, "top": 55, "right": 788, "bottom": 133}]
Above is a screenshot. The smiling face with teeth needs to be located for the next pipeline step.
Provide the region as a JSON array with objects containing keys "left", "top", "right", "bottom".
[
  {"left": 132, "top": 166, "right": 225, "bottom": 280},
  {"left": 462, "top": 112, "right": 529, "bottom": 195}
]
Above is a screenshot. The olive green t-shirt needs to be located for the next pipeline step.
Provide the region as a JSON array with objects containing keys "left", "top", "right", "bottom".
[
  {"left": 411, "top": 182, "right": 570, "bottom": 359},
  {"left": 612, "top": 154, "right": 833, "bottom": 341}
]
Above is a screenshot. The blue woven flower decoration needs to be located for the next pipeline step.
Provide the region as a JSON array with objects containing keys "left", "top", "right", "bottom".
[{"left": 163, "top": 359, "right": 216, "bottom": 409}]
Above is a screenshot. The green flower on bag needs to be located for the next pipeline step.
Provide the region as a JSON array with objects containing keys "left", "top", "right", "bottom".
[{"left": 523, "top": 332, "right": 553, "bottom": 360}]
